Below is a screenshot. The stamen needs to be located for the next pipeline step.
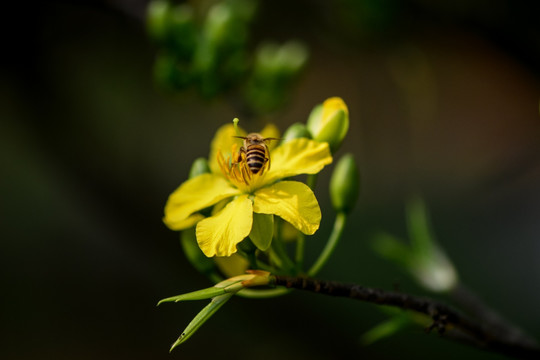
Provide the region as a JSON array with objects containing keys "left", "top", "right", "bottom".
[{"left": 217, "top": 150, "right": 229, "bottom": 177}]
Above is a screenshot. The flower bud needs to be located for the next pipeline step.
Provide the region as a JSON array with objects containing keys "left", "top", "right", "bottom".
[
  {"left": 411, "top": 248, "right": 458, "bottom": 293},
  {"left": 189, "top": 157, "right": 210, "bottom": 179},
  {"left": 167, "top": 5, "right": 197, "bottom": 59},
  {"left": 281, "top": 122, "right": 311, "bottom": 144},
  {"left": 147, "top": 0, "right": 170, "bottom": 42},
  {"left": 204, "top": 4, "right": 234, "bottom": 48},
  {"left": 244, "top": 41, "right": 308, "bottom": 113},
  {"left": 307, "top": 97, "right": 349, "bottom": 152},
  {"left": 330, "top": 154, "right": 360, "bottom": 213}
]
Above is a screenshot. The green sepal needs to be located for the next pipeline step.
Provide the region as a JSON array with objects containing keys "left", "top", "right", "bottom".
[
  {"left": 249, "top": 213, "right": 274, "bottom": 251},
  {"left": 306, "top": 104, "right": 323, "bottom": 138},
  {"left": 169, "top": 293, "right": 234, "bottom": 351},
  {"left": 317, "top": 109, "right": 348, "bottom": 152},
  {"left": 157, "top": 287, "right": 226, "bottom": 305},
  {"left": 306, "top": 98, "right": 349, "bottom": 152}
]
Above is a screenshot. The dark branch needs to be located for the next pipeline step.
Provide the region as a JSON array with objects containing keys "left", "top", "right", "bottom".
[{"left": 272, "top": 275, "right": 540, "bottom": 359}]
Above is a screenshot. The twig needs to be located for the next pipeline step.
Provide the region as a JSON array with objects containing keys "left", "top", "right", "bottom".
[{"left": 272, "top": 275, "right": 540, "bottom": 359}]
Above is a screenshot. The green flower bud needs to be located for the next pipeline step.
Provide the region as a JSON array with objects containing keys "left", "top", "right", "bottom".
[
  {"left": 307, "top": 97, "right": 349, "bottom": 153},
  {"left": 147, "top": 0, "right": 170, "bottom": 42},
  {"left": 244, "top": 41, "right": 308, "bottom": 113},
  {"left": 189, "top": 157, "right": 210, "bottom": 179},
  {"left": 153, "top": 52, "right": 192, "bottom": 90},
  {"left": 276, "top": 41, "right": 309, "bottom": 76},
  {"left": 330, "top": 154, "right": 360, "bottom": 213},
  {"left": 281, "top": 122, "right": 311, "bottom": 144},
  {"left": 204, "top": 4, "right": 236, "bottom": 49},
  {"left": 168, "top": 5, "right": 197, "bottom": 60}
]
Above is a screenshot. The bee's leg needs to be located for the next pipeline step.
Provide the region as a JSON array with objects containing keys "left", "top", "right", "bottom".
[
  {"left": 232, "top": 147, "right": 246, "bottom": 166},
  {"left": 261, "top": 156, "right": 270, "bottom": 174}
]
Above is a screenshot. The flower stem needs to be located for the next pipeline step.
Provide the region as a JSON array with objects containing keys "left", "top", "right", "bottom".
[
  {"left": 271, "top": 275, "right": 540, "bottom": 359},
  {"left": 270, "top": 236, "right": 296, "bottom": 274},
  {"left": 308, "top": 211, "right": 347, "bottom": 276},
  {"left": 295, "top": 232, "right": 305, "bottom": 271},
  {"left": 306, "top": 173, "right": 318, "bottom": 190}
]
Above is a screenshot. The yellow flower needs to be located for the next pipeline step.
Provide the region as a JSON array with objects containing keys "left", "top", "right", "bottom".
[{"left": 163, "top": 122, "right": 332, "bottom": 257}]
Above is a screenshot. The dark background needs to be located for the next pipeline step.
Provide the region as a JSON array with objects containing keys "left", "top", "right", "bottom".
[{"left": 2, "top": 1, "right": 540, "bottom": 359}]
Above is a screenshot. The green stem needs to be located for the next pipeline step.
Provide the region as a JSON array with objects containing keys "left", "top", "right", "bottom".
[
  {"left": 308, "top": 212, "right": 347, "bottom": 276},
  {"left": 270, "top": 236, "right": 295, "bottom": 274},
  {"left": 306, "top": 173, "right": 318, "bottom": 190},
  {"left": 295, "top": 232, "right": 305, "bottom": 271}
]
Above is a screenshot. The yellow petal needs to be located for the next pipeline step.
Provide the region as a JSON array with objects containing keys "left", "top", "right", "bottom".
[
  {"left": 209, "top": 123, "right": 246, "bottom": 174},
  {"left": 168, "top": 213, "right": 205, "bottom": 230},
  {"left": 196, "top": 195, "right": 253, "bottom": 257},
  {"left": 264, "top": 138, "right": 332, "bottom": 183},
  {"left": 163, "top": 174, "right": 240, "bottom": 230},
  {"left": 253, "top": 181, "right": 321, "bottom": 235}
]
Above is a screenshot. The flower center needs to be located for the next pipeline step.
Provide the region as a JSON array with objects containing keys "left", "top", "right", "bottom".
[{"left": 217, "top": 143, "right": 268, "bottom": 192}]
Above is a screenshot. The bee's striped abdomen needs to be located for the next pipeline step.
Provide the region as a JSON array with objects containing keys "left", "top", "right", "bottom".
[{"left": 246, "top": 144, "right": 267, "bottom": 174}]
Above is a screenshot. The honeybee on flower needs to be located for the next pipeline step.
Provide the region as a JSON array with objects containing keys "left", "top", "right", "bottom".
[{"left": 163, "top": 120, "right": 333, "bottom": 257}]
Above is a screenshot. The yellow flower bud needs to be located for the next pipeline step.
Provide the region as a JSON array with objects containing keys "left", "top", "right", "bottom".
[{"left": 307, "top": 97, "right": 349, "bottom": 152}]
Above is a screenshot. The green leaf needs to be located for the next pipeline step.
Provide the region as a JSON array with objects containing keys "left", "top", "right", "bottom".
[
  {"left": 249, "top": 213, "right": 274, "bottom": 251},
  {"left": 157, "top": 287, "right": 226, "bottom": 305},
  {"left": 406, "top": 196, "right": 434, "bottom": 256},
  {"left": 371, "top": 232, "right": 412, "bottom": 268},
  {"left": 170, "top": 293, "right": 234, "bottom": 351},
  {"left": 361, "top": 315, "right": 411, "bottom": 345}
]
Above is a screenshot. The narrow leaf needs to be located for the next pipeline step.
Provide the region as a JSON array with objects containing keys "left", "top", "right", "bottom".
[
  {"left": 406, "top": 196, "right": 434, "bottom": 255},
  {"left": 361, "top": 315, "right": 411, "bottom": 345},
  {"left": 371, "top": 232, "right": 412, "bottom": 268},
  {"left": 170, "top": 293, "right": 234, "bottom": 351},
  {"left": 157, "top": 287, "right": 226, "bottom": 305}
]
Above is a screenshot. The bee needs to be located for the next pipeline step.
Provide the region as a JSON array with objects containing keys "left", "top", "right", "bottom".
[{"left": 234, "top": 133, "right": 278, "bottom": 174}]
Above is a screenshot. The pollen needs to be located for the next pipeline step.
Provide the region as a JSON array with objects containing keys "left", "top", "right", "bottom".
[{"left": 217, "top": 144, "right": 267, "bottom": 192}]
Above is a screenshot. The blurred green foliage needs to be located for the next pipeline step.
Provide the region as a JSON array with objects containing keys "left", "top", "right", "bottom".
[{"left": 147, "top": 0, "right": 309, "bottom": 114}]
